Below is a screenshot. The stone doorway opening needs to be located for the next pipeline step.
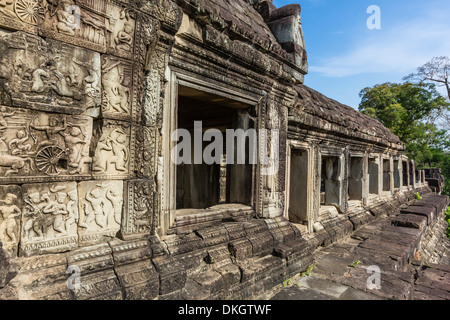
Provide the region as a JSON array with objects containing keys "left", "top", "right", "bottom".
[{"left": 175, "top": 86, "right": 254, "bottom": 213}]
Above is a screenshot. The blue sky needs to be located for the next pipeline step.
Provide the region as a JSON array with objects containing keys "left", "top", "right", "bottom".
[{"left": 273, "top": 0, "right": 450, "bottom": 109}]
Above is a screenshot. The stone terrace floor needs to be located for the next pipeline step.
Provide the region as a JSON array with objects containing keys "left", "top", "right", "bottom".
[{"left": 272, "top": 196, "right": 450, "bottom": 300}]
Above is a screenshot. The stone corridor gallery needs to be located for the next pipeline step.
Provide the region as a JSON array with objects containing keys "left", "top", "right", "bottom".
[{"left": 0, "top": 0, "right": 448, "bottom": 301}]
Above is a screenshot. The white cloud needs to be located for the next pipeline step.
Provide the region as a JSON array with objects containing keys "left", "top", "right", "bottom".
[{"left": 309, "top": 8, "right": 450, "bottom": 78}]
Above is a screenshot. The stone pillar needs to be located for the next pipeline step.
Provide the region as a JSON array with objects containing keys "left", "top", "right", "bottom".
[
  {"left": 368, "top": 154, "right": 380, "bottom": 196},
  {"left": 378, "top": 154, "right": 384, "bottom": 196},
  {"left": 362, "top": 153, "right": 369, "bottom": 206},
  {"left": 410, "top": 160, "right": 416, "bottom": 188},
  {"left": 390, "top": 156, "right": 395, "bottom": 194}
]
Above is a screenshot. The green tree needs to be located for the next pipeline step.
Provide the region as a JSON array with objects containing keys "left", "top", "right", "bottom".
[{"left": 359, "top": 82, "right": 450, "bottom": 195}]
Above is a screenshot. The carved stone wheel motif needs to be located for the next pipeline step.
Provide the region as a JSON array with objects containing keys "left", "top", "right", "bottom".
[
  {"left": 14, "top": 0, "right": 44, "bottom": 25},
  {"left": 35, "top": 146, "right": 66, "bottom": 176}
]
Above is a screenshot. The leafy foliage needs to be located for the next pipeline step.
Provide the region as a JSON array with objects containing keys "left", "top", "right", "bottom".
[
  {"left": 359, "top": 81, "right": 450, "bottom": 196},
  {"left": 301, "top": 264, "right": 316, "bottom": 277}
]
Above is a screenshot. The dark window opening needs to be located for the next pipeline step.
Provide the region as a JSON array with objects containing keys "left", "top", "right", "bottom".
[{"left": 176, "top": 91, "right": 253, "bottom": 211}]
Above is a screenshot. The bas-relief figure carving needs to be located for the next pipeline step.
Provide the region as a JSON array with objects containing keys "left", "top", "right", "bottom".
[
  {"left": 0, "top": 107, "right": 93, "bottom": 181},
  {"left": 92, "top": 123, "right": 130, "bottom": 177},
  {"left": 0, "top": 186, "right": 22, "bottom": 257},
  {"left": 102, "top": 56, "right": 132, "bottom": 118},
  {"left": 21, "top": 182, "right": 78, "bottom": 256},
  {"left": 0, "top": 31, "right": 101, "bottom": 116},
  {"left": 0, "top": 0, "right": 44, "bottom": 33},
  {"left": 78, "top": 180, "right": 122, "bottom": 245},
  {"left": 106, "top": 3, "right": 136, "bottom": 57},
  {"left": 41, "top": 0, "right": 107, "bottom": 52}
]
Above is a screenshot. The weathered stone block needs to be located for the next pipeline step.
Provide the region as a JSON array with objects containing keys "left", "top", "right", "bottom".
[
  {"left": 196, "top": 225, "right": 230, "bottom": 247},
  {"left": 222, "top": 222, "right": 246, "bottom": 240},
  {"left": 176, "top": 249, "right": 207, "bottom": 272},
  {"left": 190, "top": 270, "right": 225, "bottom": 296},
  {"left": 68, "top": 243, "right": 122, "bottom": 300},
  {"left": 229, "top": 238, "right": 253, "bottom": 261},
  {"left": 206, "top": 244, "right": 232, "bottom": 266},
  {"left": 110, "top": 238, "right": 159, "bottom": 300},
  {"left": 391, "top": 214, "right": 427, "bottom": 230},
  {"left": 152, "top": 255, "right": 187, "bottom": 295},
  {"left": 401, "top": 206, "right": 436, "bottom": 224},
  {"left": 21, "top": 254, "right": 71, "bottom": 300},
  {"left": 164, "top": 233, "right": 205, "bottom": 256},
  {"left": 215, "top": 263, "right": 241, "bottom": 288},
  {"left": 248, "top": 232, "right": 274, "bottom": 256}
]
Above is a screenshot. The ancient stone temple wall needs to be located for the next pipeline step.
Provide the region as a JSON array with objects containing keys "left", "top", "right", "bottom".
[
  {"left": 0, "top": 0, "right": 447, "bottom": 300},
  {"left": 0, "top": 0, "right": 186, "bottom": 299}
]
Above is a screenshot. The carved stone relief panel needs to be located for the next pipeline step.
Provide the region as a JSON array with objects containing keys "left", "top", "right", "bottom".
[
  {"left": 0, "top": 185, "right": 22, "bottom": 257},
  {"left": 135, "top": 125, "right": 158, "bottom": 179},
  {"left": 20, "top": 182, "right": 79, "bottom": 256},
  {"left": 142, "top": 68, "right": 161, "bottom": 127},
  {"left": 140, "top": 0, "right": 182, "bottom": 33},
  {"left": 0, "top": 106, "right": 93, "bottom": 183},
  {"left": 105, "top": 0, "right": 136, "bottom": 59},
  {"left": 101, "top": 55, "right": 134, "bottom": 121},
  {"left": 39, "top": 0, "right": 107, "bottom": 53},
  {"left": 121, "top": 179, "right": 156, "bottom": 239},
  {"left": 78, "top": 180, "right": 123, "bottom": 246},
  {"left": 92, "top": 120, "right": 133, "bottom": 179},
  {"left": 0, "top": 0, "right": 42, "bottom": 34},
  {"left": 134, "top": 12, "right": 160, "bottom": 65},
  {"left": 0, "top": 31, "right": 101, "bottom": 117}
]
